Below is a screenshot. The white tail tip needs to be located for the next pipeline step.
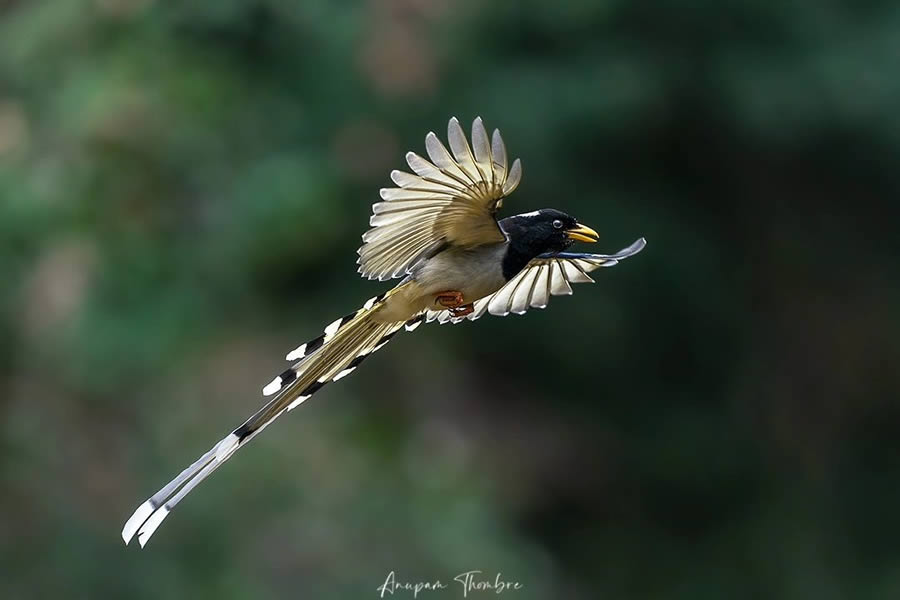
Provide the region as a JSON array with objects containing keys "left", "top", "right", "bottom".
[
  {"left": 122, "top": 500, "right": 154, "bottom": 545},
  {"left": 285, "top": 343, "right": 306, "bottom": 361},
  {"left": 137, "top": 506, "right": 170, "bottom": 548},
  {"left": 262, "top": 376, "right": 283, "bottom": 396}
]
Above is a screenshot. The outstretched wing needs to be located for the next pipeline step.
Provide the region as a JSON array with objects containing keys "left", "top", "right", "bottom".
[
  {"left": 357, "top": 117, "right": 522, "bottom": 281},
  {"left": 426, "top": 238, "right": 647, "bottom": 324}
]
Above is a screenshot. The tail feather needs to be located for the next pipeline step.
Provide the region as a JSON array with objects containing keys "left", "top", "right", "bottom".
[{"left": 122, "top": 293, "right": 412, "bottom": 547}]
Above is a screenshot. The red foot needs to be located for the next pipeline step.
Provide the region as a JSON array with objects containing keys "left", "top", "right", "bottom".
[{"left": 435, "top": 291, "right": 465, "bottom": 309}]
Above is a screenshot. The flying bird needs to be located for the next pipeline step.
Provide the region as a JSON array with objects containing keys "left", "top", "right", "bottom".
[{"left": 122, "top": 117, "right": 646, "bottom": 547}]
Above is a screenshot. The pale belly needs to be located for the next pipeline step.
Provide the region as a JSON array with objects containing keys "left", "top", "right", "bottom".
[
  {"left": 374, "top": 243, "right": 509, "bottom": 322},
  {"left": 414, "top": 244, "right": 508, "bottom": 302}
]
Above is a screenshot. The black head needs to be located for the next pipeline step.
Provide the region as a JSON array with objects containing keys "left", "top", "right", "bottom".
[
  {"left": 498, "top": 208, "right": 599, "bottom": 279},
  {"left": 499, "top": 208, "right": 598, "bottom": 254}
]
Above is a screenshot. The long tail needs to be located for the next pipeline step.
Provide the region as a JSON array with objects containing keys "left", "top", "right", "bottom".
[{"left": 122, "top": 290, "right": 426, "bottom": 547}]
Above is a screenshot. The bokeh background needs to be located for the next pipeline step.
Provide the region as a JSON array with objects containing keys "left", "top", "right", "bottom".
[{"left": 2, "top": 1, "right": 899, "bottom": 598}]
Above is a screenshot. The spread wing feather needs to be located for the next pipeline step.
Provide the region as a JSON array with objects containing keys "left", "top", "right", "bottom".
[
  {"left": 426, "top": 238, "right": 646, "bottom": 324},
  {"left": 358, "top": 117, "right": 522, "bottom": 281}
]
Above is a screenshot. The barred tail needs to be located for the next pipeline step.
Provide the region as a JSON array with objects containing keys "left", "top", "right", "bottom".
[{"left": 122, "top": 291, "right": 427, "bottom": 548}]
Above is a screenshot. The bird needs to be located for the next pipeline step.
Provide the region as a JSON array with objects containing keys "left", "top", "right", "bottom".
[{"left": 121, "top": 116, "right": 646, "bottom": 547}]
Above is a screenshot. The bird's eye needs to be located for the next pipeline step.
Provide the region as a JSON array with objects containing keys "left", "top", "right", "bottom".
[{"left": 552, "top": 219, "right": 563, "bottom": 229}]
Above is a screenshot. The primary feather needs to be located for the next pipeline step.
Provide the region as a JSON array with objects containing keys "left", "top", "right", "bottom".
[{"left": 426, "top": 238, "right": 647, "bottom": 324}]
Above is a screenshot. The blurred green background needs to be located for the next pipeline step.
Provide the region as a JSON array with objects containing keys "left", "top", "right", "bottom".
[{"left": 2, "top": 1, "right": 899, "bottom": 598}]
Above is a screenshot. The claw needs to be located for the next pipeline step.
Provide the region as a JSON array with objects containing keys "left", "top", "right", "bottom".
[{"left": 450, "top": 303, "right": 474, "bottom": 317}]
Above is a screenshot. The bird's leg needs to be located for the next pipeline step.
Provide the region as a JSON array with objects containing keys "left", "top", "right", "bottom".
[
  {"left": 435, "top": 291, "right": 465, "bottom": 309},
  {"left": 436, "top": 291, "right": 473, "bottom": 317},
  {"left": 450, "top": 303, "right": 474, "bottom": 317}
]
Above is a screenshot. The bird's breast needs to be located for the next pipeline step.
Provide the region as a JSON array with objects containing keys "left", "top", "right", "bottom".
[{"left": 414, "top": 243, "right": 509, "bottom": 306}]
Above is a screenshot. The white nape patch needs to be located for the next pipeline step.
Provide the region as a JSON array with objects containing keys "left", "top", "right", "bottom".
[
  {"left": 286, "top": 343, "right": 307, "bottom": 361},
  {"left": 517, "top": 210, "right": 541, "bottom": 218},
  {"left": 137, "top": 506, "right": 170, "bottom": 548},
  {"left": 262, "top": 376, "right": 282, "bottom": 396},
  {"left": 122, "top": 500, "right": 154, "bottom": 545},
  {"left": 323, "top": 317, "right": 343, "bottom": 341},
  {"left": 405, "top": 320, "right": 422, "bottom": 332},
  {"left": 333, "top": 366, "right": 356, "bottom": 381},
  {"left": 287, "top": 394, "right": 311, "bottom": 411},
  {"left": 363, "top": 296, "right": 378, "bottom": 310},
  {"left": 215, "top": 434, "right": 239, "bottom": 462}
]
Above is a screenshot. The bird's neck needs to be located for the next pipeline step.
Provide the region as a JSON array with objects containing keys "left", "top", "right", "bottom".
[{"left": 499, "top": 219, "right": 553, "bottom": 280}]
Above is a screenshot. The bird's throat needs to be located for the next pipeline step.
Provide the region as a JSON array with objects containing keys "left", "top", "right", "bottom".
[{"left": 501, "top": 240, "right": 539, "bottom": 281}]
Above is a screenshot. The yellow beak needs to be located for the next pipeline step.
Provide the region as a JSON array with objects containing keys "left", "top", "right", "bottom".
[{"left": 565, "top": 222, "right": 599, "bottom": 243}]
